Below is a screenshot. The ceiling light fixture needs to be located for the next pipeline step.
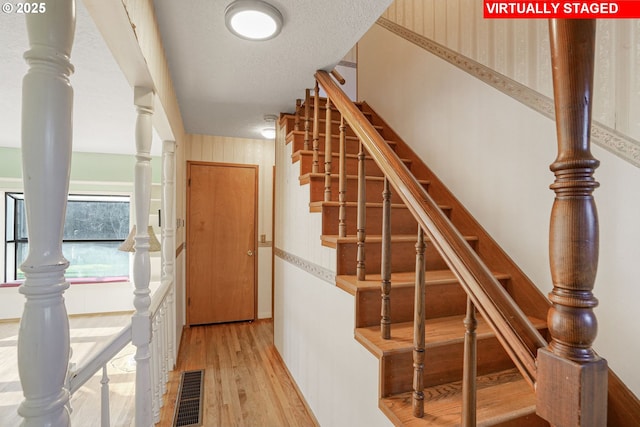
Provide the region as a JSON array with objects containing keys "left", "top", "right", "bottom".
[
  {"left": 225, "top": 0, "right": 283, "bottom": 41},
  {"left": 261, "top": 114, "right": 277, "bottom": 139}
]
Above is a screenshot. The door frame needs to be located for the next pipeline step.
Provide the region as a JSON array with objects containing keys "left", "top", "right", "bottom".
[{"left": 185, "top": 160, "right": 259, "bottom": 326}]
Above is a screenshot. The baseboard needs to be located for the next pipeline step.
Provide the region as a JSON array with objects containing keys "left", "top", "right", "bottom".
[{"left": 273, "top": 345, "right": 321, "bottom": 427}]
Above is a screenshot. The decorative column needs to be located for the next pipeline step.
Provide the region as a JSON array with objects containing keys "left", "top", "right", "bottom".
[
  {"left": 17, "top": 1, "right": 75, "bottom": 425},
  {"left": 312, "top": 82, "right": 320, "bottom": 173},
  {"left": 380, "top": 177, "right": 392, "bottom": 339},
  {"left": 412, "top": 227, "right": 426, "bottom": 417},
  {"left": 338, "top": 116, "right": 347, "bottom": 238},
  {"left": 324, "top": 97, "right": 333, "bottom": 201},
  {"left": 304, "top": 89, "right": 311, "bottom": 151},
  {"left": 132, "top": 86, "right": 154, "bottom": 427},
  {"left": 536, "top": 19, "right": 607, "bottom": 427},
  {"left": 162, "top": 140, "right": 176, "bottom": 367},
  {"left": 462, "top": 298, "right": 477, "bottom": 427},
  {"left": 356, "top": 141, "right": 367, "bottom": 281}
]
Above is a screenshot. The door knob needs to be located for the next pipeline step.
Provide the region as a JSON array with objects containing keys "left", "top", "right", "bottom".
[{"left": 247, "top": 250, "right": 254, "bottom": 256}]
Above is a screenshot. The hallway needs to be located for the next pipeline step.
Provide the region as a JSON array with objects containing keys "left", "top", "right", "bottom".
[{"left": 159, "top": 319, "right": 317, "bottom": 427}]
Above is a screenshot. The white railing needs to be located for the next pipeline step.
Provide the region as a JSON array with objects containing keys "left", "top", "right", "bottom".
[
  {"left": 64, "top": 277, "right": 175, "bottom": 427},
  {"left": 67, "top": 323, "right": 133, "bottom": 427},
  {"left": 150, "top": 278, "right": 176, "bottom": 423}
]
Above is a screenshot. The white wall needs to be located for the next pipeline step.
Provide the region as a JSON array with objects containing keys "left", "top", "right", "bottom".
[
  {"left": 358, "top": 23, "right": 640, "bottom": 398},
  {"left": 274, "top": 259, "right": 391, "bottom": 427},
  {"left": 274, "top": 121, "right": 392, "bottom": 425},
  {"left": 0, "top": 281, "right": 161, "bottom": 320}
]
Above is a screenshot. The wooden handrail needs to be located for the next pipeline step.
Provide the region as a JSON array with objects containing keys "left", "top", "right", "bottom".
[
  {"left": 331, "top": 68, "right": 346, "bottom": 85},
  {"left": 315, "top": 69, "right": 547, "bottom": 386}
]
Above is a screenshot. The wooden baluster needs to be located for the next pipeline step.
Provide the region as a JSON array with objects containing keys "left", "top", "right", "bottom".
[
  {"left": 312, "top": 82, "right": 320, "bottom": 173},
  {"left": 132, "top": 86, "right": 154, "bottom": 426},
  {"left": 162, "top": 140, "right": 177, "bottom": 369},
  {"left": 356, "top": 141, "right": 367, "bottom": 281},
  {"left": 101, "top": 366, "right": 111, "bottom": 427},
  {"left": 462, "top": 297, "right": 477, "bottom": 427},
  {"left": 381, "top": 177, "right": 392, "bottom": 339},
  {"left": 338, "top": 116, "right": 347, "bottom": 238},
  {"left": 324, "top": 97, "right": 333, "bottom": 201},
  {"left": 294, "top": 98, "right": 302, "bottom": 131},
  {"left": 412, "top": 227, "right": 426, "bottom": 417},
  {"left": 536, "top": 19, "right": 607, "bottom": 427},
  {"left": 17, "top": 2, "right": 75, "bottom": 425},
  {"left": 304, "top": 89, "right": 311, "bottom": 151}
]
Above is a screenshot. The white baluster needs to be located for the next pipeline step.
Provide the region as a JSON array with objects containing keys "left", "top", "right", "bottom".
[
  {"left": 132, "top": 86, "right": 154, "bottom": 427},
  {"left": 151, "top": 314, "right": 160, "bottom": 423},
  {"left": 161, "top": 140, "right": 176, "bottom": 369},
  {"left": 18, "top": 1, "right": 75, "bottom": 426},
  {"left": 101, "top": 366, "right": 111, "bottom": 427},
  {"left": 160, "top": 301, "right": 168, "bottom": 393}
]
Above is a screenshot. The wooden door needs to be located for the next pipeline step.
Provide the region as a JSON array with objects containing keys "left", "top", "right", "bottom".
[{"left": 187, "top": 161, "right": 257, "bottom": 325}]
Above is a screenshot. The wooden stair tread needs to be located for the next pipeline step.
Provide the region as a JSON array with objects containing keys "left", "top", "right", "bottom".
[
  {"left": 310, "top": 200, "right": 410, "bottom": 209},
  {"left": 321, "top": 234, "right": 478, "bottom": 248},
  {"left": 292, "top": 149, "right": 412, "bottom": 164},
  {"left": 286, "top": 130, "right": 398, "bottom": 145},
  {"left": 300, "top": 172, "right": 424, "bottom": 183},
  {"left": 336, "top": 270, "right": 510, "bottom": 295},
  {"left": 380, "top": 368, "right": 537, "bottom": 427},
  {"left": 355, "top": 315, "right": 546, "bottom": 357}
]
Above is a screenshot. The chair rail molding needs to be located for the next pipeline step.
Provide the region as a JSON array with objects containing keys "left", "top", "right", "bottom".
[{"left": 274, "top": 247, "right": 335, "bottom": 285}]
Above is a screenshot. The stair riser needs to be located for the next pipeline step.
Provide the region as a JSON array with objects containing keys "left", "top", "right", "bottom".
[
  {"left": 289, "top": 131, "right": 397, "bottom": 156},
  {"left": 335, "top": 238, "right": 478, "bottom": 276},
  {"left": 380, "top": 337, "right": 514, "bottom": 397},
  {"left": 356, "top": 282, "right": 469, "bottom": 328},
  {"left": 308, "top": 177, "right": 426, "bottom": 204},
  {"left": 297, "top": 152, "right": 397, "bottom": 178},
  {"left": 290, "top": 131, "right": 363, "bottom": 155},
  {"left": 321, "top": 204, "right": 450, "bottom": 236},
  {"left": 284, "top": 107, "right": 348, "bottom": 124},
  {"left": 492, "top": 414, "right": 551, "bottom": 427}
]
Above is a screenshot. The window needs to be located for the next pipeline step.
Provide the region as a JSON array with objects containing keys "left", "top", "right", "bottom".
[{"left": 4, "top": 193, "right": 130, "bottom": 282}]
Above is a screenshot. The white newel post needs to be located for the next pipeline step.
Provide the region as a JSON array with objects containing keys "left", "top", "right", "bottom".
[
  {"left": 161, "top": 140, "right": 176, "bottom": 367},
  {"left": 17, "top": 1, "right": 75, "bottom": 426},
  {"left": 132, "top": 87, "right": 154, "bottom": 427}
]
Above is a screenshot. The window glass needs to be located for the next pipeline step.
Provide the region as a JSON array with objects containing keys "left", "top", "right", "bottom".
[{"left": 4, "top": 193, "right": 130, "bottom": 282}]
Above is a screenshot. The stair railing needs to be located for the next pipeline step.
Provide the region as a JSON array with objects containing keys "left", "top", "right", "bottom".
[
  {"left": 315, "top": 69, "right": 548, "bottom": 420},
  {"left": 65, "top": 277, "right": 174, "bottom": 427},
  {"left": 67, "top": 323, "right": 132, "bottom": 426}
]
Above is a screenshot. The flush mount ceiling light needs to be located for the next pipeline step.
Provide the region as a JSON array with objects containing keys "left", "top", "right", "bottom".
[
  {"left": 261, "top": 114, "right": 277, "bottom": 139},
  {"left": 225, "top": 0, "right": 283, "bottom": 41}
]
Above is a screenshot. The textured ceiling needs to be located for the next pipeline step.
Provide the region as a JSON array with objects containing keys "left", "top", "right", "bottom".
[
  {"left": 0, "top": 1, "right": 161, "bottom": 156},
  {"left": 0, "top": 0, "right": 392, "bottom": 156},
  {"left": 153, "top": 0, "right": 393, "bottom": 139}
]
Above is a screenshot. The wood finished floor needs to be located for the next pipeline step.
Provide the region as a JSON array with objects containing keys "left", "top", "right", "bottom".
[
  {"left": 2, "top": 315, "right": 316, "bottom": 427},
  {"left": 0, "top": 312, "right": 136, "bottom": 426},
  {"left": 158, "top": 319, "right": 317, "bottom": 427}
]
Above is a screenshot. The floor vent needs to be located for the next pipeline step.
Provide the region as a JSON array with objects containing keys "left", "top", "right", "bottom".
[{"left": 173, "top": 370, "right": 204, "bottom": 427}]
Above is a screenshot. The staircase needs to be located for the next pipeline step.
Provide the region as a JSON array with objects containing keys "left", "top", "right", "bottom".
[{"left": 281, "top": 94, "right": 552, "bottom": 426}]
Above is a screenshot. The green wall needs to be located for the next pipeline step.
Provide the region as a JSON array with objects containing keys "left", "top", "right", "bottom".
[{"left": 0, "top": 147, "right": 161, "bottom": 184}]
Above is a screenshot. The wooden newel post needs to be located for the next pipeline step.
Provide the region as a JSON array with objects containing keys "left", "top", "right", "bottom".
[{"left": 537, "top": 19, "right": 607, "bottom": 427}]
